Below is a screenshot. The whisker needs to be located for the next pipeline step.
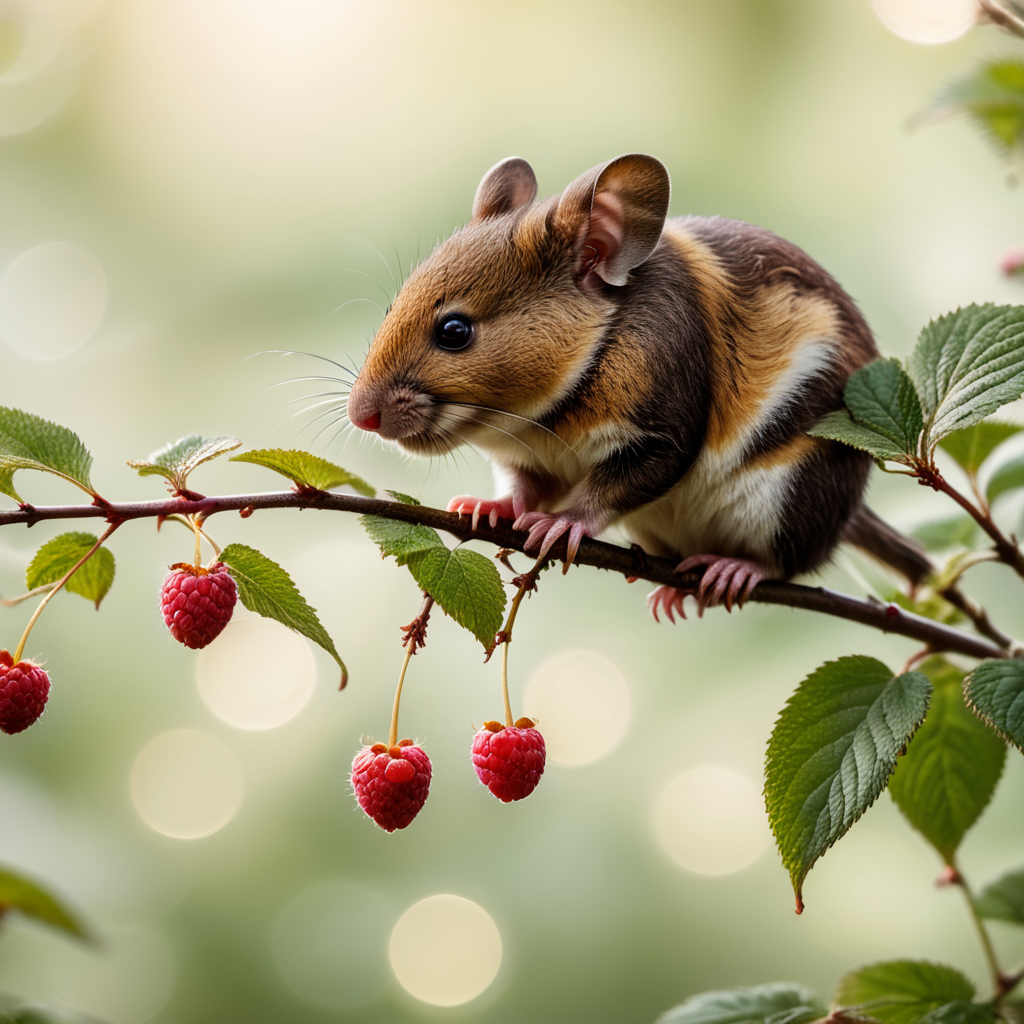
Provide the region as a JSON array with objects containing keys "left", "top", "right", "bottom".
[
  {"left": 276, "top": 390, "right": 349, "bottom": 409},
  {"left": 246, "top": 349, "right": 357, "bottom": 377},
  {"left": 346, "top": 236, "right": 399, "bottom": 295},
  {"left": 281, "top": 399, "right": 347, "bottom": 427},
  {"left": 334, "top": 297, "right": 388, "bottom": 316},
  {"left": 261, "top": 375, "right": 352, "bottom": 392},
  {"left": 343, "top": 268, "right": 393, "bottom": 309}
]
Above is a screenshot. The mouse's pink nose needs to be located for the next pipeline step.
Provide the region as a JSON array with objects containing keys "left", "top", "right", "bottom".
[{"left": 350, "top": 409, "right": 381, "bottom": 431}]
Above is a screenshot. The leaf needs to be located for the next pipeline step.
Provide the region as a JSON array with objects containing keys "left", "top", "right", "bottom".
[
  {"left": 384, "top": 490, "right": 421, "bottom": 505},
  {"left": 407, "top": 546, "right": 506, "bottom": 648},
  {"left": 25, "top": 533, "right": 115, "bottom": 609},
  {"left": 843, "top": 359, "right": 924, "bottom": 458},
  {"left": 218, "top": 543, "right": 347, "bottom": 688},
  {"left": 964, "top": 659, "right": 1024, "bottom": 752},
  {"left": 0, "top": 407, "right": 96, "bottom": 503},
  {"left": 922, "top": 59, "right": 1024, "bottom": 157},
  {"left": 938, "top": 422, "right": 1021, "bottom": 475},
  {"left": 655, "top": 983, "right": 826, "bottom": 1024},
  {"left": 229, "top": 449, "right": 374, "bottom": 496},
  {"left": 809, "top": 410, "right": 914, "bottom": 465},
  {"left": 909, "top": 515, "right": 978, "bottom": 552},
  {"left": 907, "top": 305, "right": 1024, "bottom": 448},
  {"left": 765, "top": 657, "right": 932, "bottom": 910},
  {"left": 986, "top": 450, "right": 1024, "bottom": 503},
  {"left": 0, "top": 865, "right": 89, "bottom": 941},
  {"left": 975, "top": 867, "right": 1024, "bottom": 925},
  {"left": 888, "top": 658, "right": 1006, "bottom": 862},
  {"left": 360, "top": 515, "right": 446, "bottom": 565},
  {"left": 127, "top": 434, "right": 242, "bottom": 491},
  {"left": 919, "top": 1004, "right": 998, "bottom": 1024},
  {"left": 835, "top": 961, "right": 974, "bottom": 1024}
]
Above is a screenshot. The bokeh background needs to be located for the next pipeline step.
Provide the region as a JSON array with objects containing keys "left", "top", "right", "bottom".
[{"left": 0, "top": 0, "right": 1023, "bottom": 1021}]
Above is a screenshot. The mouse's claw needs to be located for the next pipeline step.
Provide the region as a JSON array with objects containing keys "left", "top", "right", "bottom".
[
  {"left": 513, "top": 512, "right": 594, "bottom": 572},
  {"left": 675, "top": 554, "right": 767, "bottom": 613},
  {"left": 646, "top": 584, "right": 692, "bottom": 624},
  {"left": 446, "top": 495, "right": 515, "bottom": 530}
]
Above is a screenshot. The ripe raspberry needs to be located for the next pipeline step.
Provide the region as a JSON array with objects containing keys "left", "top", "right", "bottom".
[
  {"left": 160, "top": 562, "right": 237, "bottom": 650},
  {"left": 351, "top": 739, "right": 431, "bottom": 832},
  {"left": 472, "top": 719, "right": 546, "bottom": 803},
  {"left": 0, "top": 650, "right": 50, "bottom": 735}
]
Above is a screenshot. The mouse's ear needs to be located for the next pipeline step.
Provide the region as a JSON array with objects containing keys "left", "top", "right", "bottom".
[
  {"left": 472, "top": 157, "right": 538, "bottom": 220},
  {"left": 555, "top": 154, "right": 671, "bottom": 289}
]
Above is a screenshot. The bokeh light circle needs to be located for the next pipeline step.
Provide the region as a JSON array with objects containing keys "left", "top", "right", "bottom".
[
  {"left": 272, "top": 881, "right": 391, "bottom": 1010},
  {"left": 130, "top": 730, "right": 243, "bottom": 839},
  {"left": 196, "top": 618, "right": 316, "bottom": 730},
  {"left": 523, "top": 650, "right": 629, "bottom": 765},
  {"left": 389, "top": 894, "right": 502, "bottom": 1006},
  {"left": 0, "top": 242, "right": 107, "bottom": 359},
  {"left": 653, "top": 765, "right": 769, "bottom": 876},
  {"left": 870, "top": 0, "right": 979, "bottom": 44}
]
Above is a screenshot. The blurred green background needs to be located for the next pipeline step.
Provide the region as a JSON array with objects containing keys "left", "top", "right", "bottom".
[{"left": 0, "top": 0, "right": 1023, "bottom": 1021}]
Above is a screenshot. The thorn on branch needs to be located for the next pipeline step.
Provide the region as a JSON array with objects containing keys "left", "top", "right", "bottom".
[
  {"left": 494, "top": 547, "right": 516, "bottom": 573},
  {"left": 239, "top": 506, "right": 254, "bottom": 518}
]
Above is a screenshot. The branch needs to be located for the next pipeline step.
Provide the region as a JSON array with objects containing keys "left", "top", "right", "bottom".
[{"left": 0, "top": 491, "right": 1010, "bottom": 662}]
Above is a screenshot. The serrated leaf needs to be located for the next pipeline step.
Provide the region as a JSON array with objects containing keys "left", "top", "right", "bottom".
[
  {"left": 809, "top": 410, "right": 913, "bottom": 464},
  {"left": 0, "top": 866, "right": 89, "bottom": 941},
  {"left": 843, "top": 359, "right": 924, "bottom": 458},
  {"left": 922, "top": 59, "right": 1024, "bottom": 157},
  {"left": 127, "top": 434, "right": 241, "bottom": 491},
  {"left": 986, "top": 450, "right": 1024, "bottom": 503},
  {"left": 908, "top": 305, "right": 1024, "bottom": 449},
  {"left": 0, "top": 407, "right": 95, "bottom": 503},
  {"left": 360, "top": 514, "right": 445, "bottom": 565},
  {"left": 765, "top": 657, "right": 932, "bottom": 909},
  {"left": 384, "top": 490, "right": 420, "bottom": 505},
  {"left": 229, "top": 449, "right": 374, "bottom": 496},
  {"left": 964, "top": 659, "right": 1024, "bottom": 752},
  {"left": 835, "top": 961, "right": 974, "bottom": 1024},
  {"left": 406, "top": 546, "right": 506, "bottom": 648},
  {"left": 218, "top": 543, "right": 347, "bottom": 688},
  {"left": 889, "top": 658, "right": 1006, "bottom": 862},
  {"left": 938, "top": 422, "right": 1021, "bottom": 475},
  {"left": 920, "top": 1003, "right": 998, "bottom": 1024},
  {"left": 975, "top": 867, "right": 1024, "bottom": 925},
  {"left": 910, "top": 515, "right": 978, "bottom": 552},
  {"left": 655, "top": 983, "right": 826, "bottom": 1024},
  {"left": 25, "top": 533, "right": 115, "bottom": 609}
]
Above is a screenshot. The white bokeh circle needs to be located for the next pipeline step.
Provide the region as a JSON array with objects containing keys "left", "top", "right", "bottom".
[
  {"left": 389, "top": 894, "right": 502, "bottom": 1007},
  {"left": 871, "top": 0, "right": 979, "bottom": 44},
  {"left": 196, "top": 618, "right": 316, "bottom": 730}
]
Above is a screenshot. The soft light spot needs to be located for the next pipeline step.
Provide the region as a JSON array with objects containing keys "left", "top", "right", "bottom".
[
  {"left": 389, "top": 894, "right": 501, "bottom": 1007},
  {"left": 196, "top": 618, "right": 315, "bottom": 731},
  {"left": 653, "top": 765, "right": 769, "bottom": 876},
  {"left": 272, "top": 882, "right": 390, "bottom": 1010},
  {"left": 870, "top": 0, "right": 979, "bottom": 44},
  {"left": 523, "top": 650, "right": 629, "bottom": 765},
  {"left": 130, "top": 731, "right": 243, "bottom": 839},
  {"left": 0, "top": 242, "right": 107, "bottom": 360}
]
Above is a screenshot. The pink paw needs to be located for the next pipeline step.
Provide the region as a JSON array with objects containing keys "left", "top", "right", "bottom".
[
  {"left": 446, "top": 495, "right": 516, "bottom": 530},
  {"left": 647, "top": 584, "right": 692, "bottom": 624},
  {"left": 513, "top": 511, "right": 593, "bottom": 571},
  {"left": 676, "top": 554, "right": 767, "bottom": 614}
]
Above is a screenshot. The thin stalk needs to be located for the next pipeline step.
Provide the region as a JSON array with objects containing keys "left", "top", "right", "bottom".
[
  {"left": 951, "top": 859, "right": 1003, "bottom": 999},
  {"left": 500, "top": 642, "right": 513, "bottom": 728},
  {"left": 12, "top": 522, "right": 120, "bottom": 663},
  {"left": 494, "top": 555, "right": 547, "bottom": 727},
  {"left": 0, "top": 583, "right": 58, "bottom": 608},
  {"left": 388, "top": 643, "right": 415, "bottom": 749}
]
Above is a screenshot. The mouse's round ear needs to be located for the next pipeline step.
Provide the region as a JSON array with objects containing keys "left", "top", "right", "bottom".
[
  {"left": 472, "top": 157, "right": 538, "bottom": 220},
  {"left": 555, "top": 154, "right": 671, "bottom": 289}
]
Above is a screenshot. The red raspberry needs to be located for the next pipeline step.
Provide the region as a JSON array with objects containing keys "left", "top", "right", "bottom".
[
  {"left": 160, "top": 562, "right": 237, "bottom": 650},
  {"left": 472, "top": 719, "right": 546, "bottom": 803},
  {"left": 351, "top": 739, "right": 431, "bottom": 832},
  {"left": 0, "top": 650, "right": 50, "bottom": 735}
]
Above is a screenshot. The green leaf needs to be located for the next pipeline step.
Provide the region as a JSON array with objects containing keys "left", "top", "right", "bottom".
[
  {"left": 0, "top": 866, "right": 89, "bottom": 941},
  {"left": 229, "top": 449, "right": 374, "bottom": 496},
  {"left": 407, "top": 546, "right": 506, "bottom": 648},
  {"left": 835, "top": 961, "right": 974, "bottom": 1024},
  {"left": 964, "top": 659, "right": 1024, "bottom": 753},
  {"left": 218, "top": 543, "right": 347, "bottom": 688},
  {"left": 843, "top": 359, "right": 924, "bottom": 457},
  {"left": 908, "top": 305, "right": 1024, "bottom": 448},
  {"left": 655, "top": 983, "right": 826, "bottom": 1024},
  {"left": 765, "top": 657, "right": 932, "bottom": 910},
  {"left": 938, "top": 422, "right": 1021, "bottom": 475},
  {"left": 0, "top": 407, "right": 96, "bottom": 503},
  {"left": 25, "top": 533, "right": 115, "bottom": 609},
  {"left": 809, "top": 410, "right": 913, "bottom": 465},
  {"left": 888, "top": 658, "right": 1006, "bottom": 862},
  {"left": 384, "top": 490, "right": 421, "bottom": 505},
  {"left": 360, "top": 515, "right": 445, "bottom": 565},
  {"left": 909, "top": 515, "right": 978, "bottom": 552},
  {"left": 127, "top": 434, "right": 242, "bottom": 491},
  {"left": 986, "top": 450, "right": 1024, "bottom": 503},
  {"left": 920, "top": 1003, "right": 998, "bottom": 1024},
  {"left": 975, "top": 867, "right": 1024, "bottom": 925},
  {"left": 922, "top": 59, "right": 1024, "bottom": 157}
]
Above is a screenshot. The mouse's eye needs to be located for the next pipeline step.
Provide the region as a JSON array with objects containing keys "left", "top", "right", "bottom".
[{"left": 434, "top": 313, "right": 474, "bottom": 351}]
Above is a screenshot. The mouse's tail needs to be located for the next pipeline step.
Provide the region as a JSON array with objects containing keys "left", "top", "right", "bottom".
[{"left": 841, "top": 505, "right": 933, "bottom": 587}]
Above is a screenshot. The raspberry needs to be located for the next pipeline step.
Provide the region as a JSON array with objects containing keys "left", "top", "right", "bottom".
[
  {"left": 472, "top": 719, "right": 546, "bottom": 802},
  {"left": 0, "top": 650, "right": 50, "bottom": 735},
  {"left": 160, "top": 562, "right": 237, "bottom": 649},
  {"left": 351, "top": 739, "right": 431, "bottom": 831}
]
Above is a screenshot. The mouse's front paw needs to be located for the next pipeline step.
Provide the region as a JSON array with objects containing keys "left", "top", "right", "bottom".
[
  {"left": 446, "top": 495, "right": 516, "bottom": 530},
  {"left": 676, "top": 554, "right": 768, "bottom": 614},
  {"left": 513, "top": 511, "right": 595, "bottom": 571}
]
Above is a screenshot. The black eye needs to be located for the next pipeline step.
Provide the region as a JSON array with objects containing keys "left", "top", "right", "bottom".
[{"left": 434, "top": 313, "right": 474, "bottom": 351}]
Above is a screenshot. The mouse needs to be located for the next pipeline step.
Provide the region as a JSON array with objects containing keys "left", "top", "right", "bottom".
[{"left": 346, "top": 154, "right": 929, "bottom": 618}]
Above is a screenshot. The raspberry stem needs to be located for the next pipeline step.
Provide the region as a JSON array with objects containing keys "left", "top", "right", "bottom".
[
  {"left": 389, "top": 643, "right": 415, "bottom": 749},
  {"left": 13, "top": 521, "right": 121, "bottom": 663},
  {"left": 495, "top": 555, "right": 547, "bottom": 728},
  {"left": 389, "top": 593, "right": 434, "bottom": 747}
]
